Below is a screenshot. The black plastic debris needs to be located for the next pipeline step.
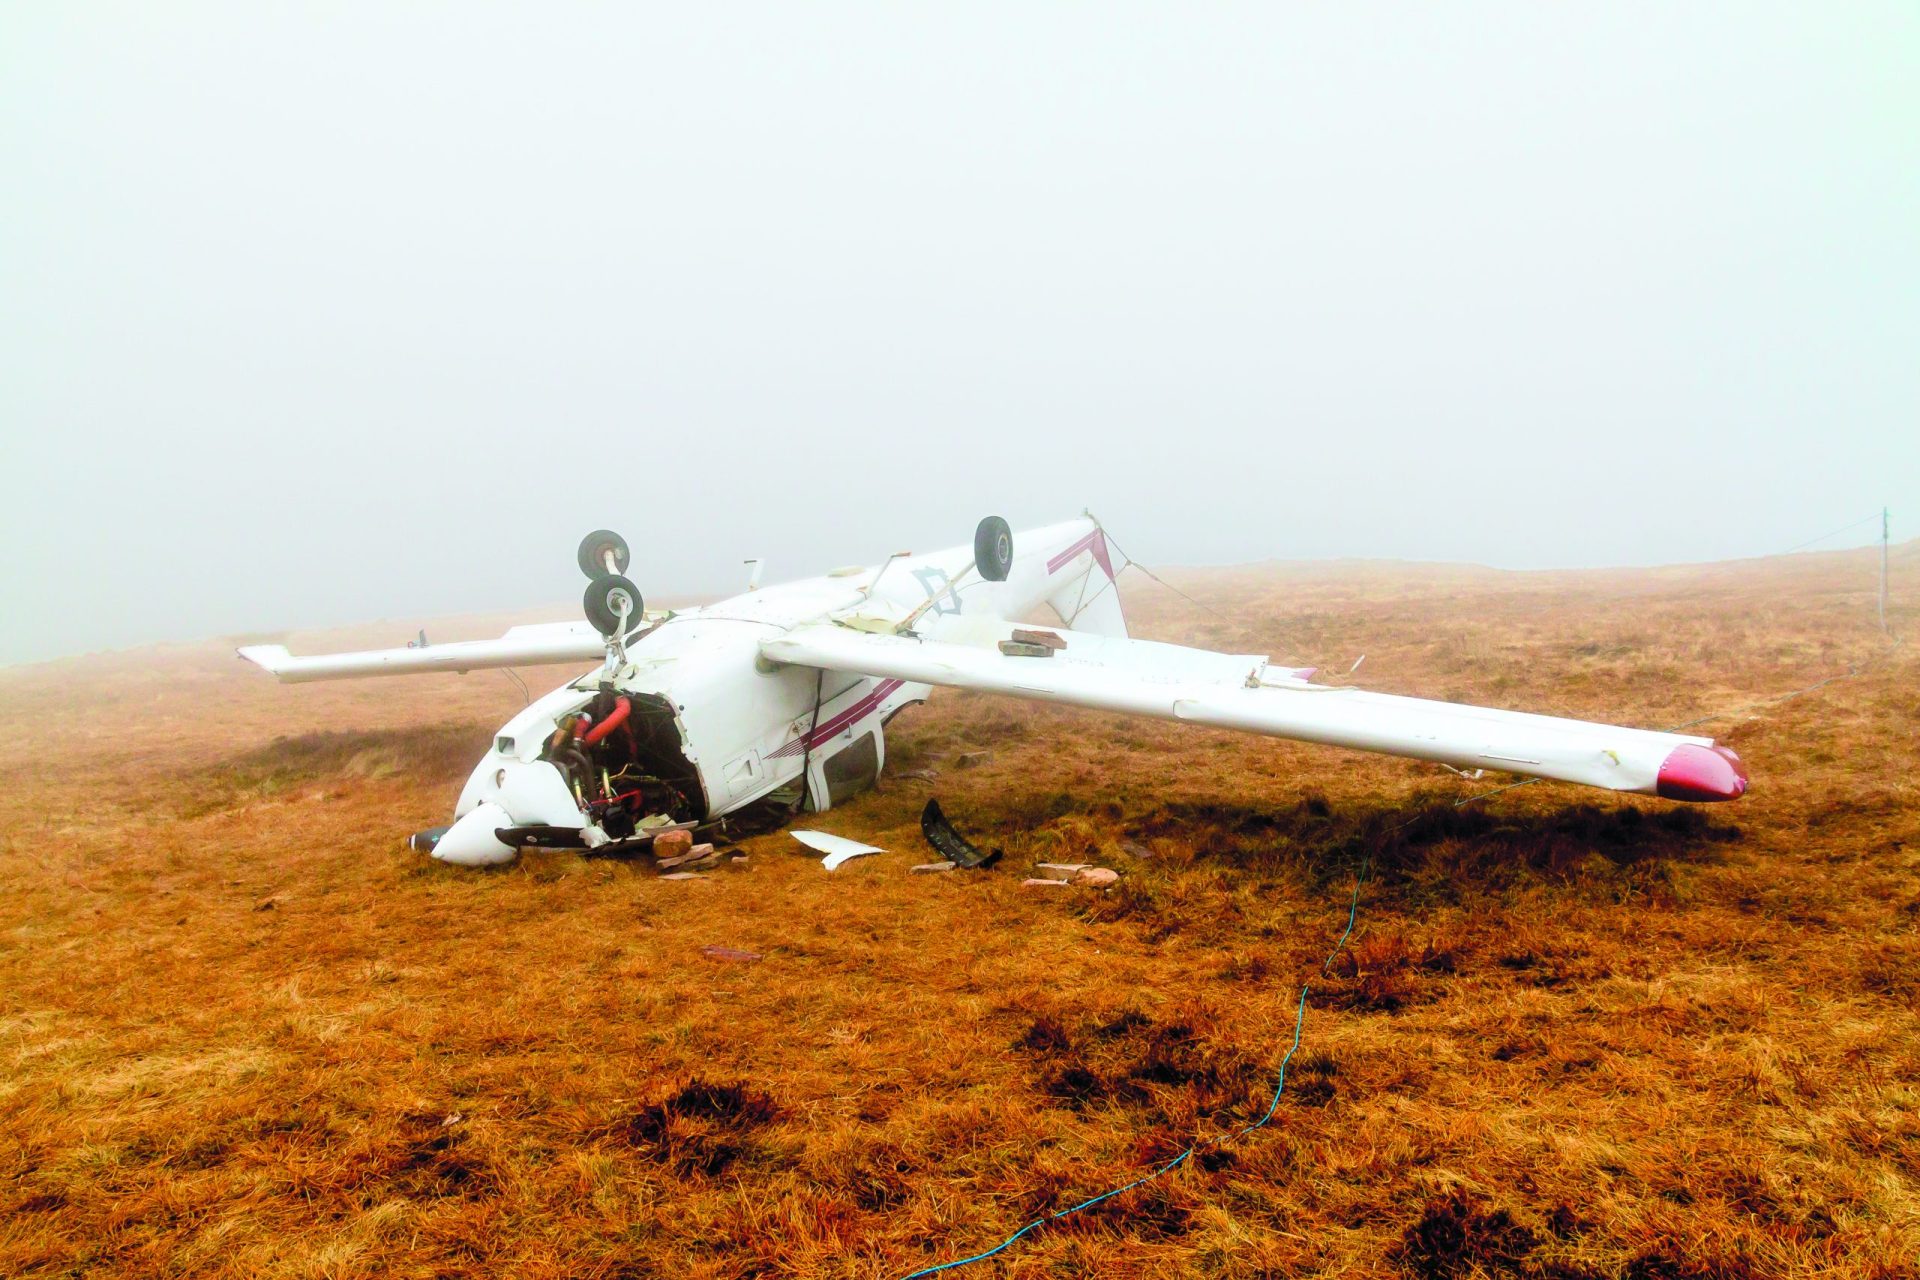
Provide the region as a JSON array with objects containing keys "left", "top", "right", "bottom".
[
  {"left": 920, "top": 799, "right": 1001, "bottom": 869},
  {"left": 497, "top": 824, "right": 589, "bottom": 850}
]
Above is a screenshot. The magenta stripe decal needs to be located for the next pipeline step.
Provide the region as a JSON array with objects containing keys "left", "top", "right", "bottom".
[
  {"left": 1045, "top": 528, "right": 1116, "bottom": 581},
  {"left": 769, "top": 678, "right": 906, "bottom": 758}
]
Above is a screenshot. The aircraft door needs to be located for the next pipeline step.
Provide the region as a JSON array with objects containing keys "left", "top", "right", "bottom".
[{"left": 805, "top": 722, "right": 887, "bottom": 811}]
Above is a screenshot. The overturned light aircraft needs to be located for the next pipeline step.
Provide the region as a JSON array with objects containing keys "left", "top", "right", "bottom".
[{"left": 239, "top": 516, "right": 1748, "bottom": 866}]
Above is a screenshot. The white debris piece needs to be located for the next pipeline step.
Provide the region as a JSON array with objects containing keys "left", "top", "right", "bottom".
[{"left": 791, "top": 830, "right": 886, "bottom": 871}]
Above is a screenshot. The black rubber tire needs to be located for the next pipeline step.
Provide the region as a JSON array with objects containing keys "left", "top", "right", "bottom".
[
  {"left": 583, "top": 574, "right": 643, "bottom": 637},
  {"left": 974, "top": 516, "right": 1014, "bottom": 582},
  {"left": 577, "top": 529, "right": 631, "bottom": 580}
]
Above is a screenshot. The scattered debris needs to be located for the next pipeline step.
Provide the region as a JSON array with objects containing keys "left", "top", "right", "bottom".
[
  {"left": 608, "top": 816, "right": 700, "bottom": 853},
  {"left": 653, "top": 829, "right": 694, "bottom": 860},
  {"left": 700, "top": 945, "right": 762, "bottom": 963},
  {"left": 898, "top": 768, "right": 941, "bottom": 782},
  {"left": 920, "top": 799, "right": 1002, "bottom": 869},
  {"left": 1117, "top": 839, "right": 1155, "bottom": 861},
  {"left": 657, "top": 842, "right": 719, "bottom": 871},
  {"left": 911, "top": 861, "right": 956, "bottom": 874},
  {"left": 998, "top": 640, "right": 1055, "bottom": 658},
  {"left": 792, "top": 830, "right": 886, "bottom": 871},
  {"left": 1010, "top": 627, "right": 1068, "bottom": 650},
  {"left": 659, "top": 872, "right": 708, "bottom": 882},
  {"left": 955, "top": 751, "right": 990, "bottom": 769},
  {"left": 1022, "top": 878, "right": 1072, "bottom": 888},
  {"left": 1032, "top": 861, "right": 1120, "bottom": 888}
]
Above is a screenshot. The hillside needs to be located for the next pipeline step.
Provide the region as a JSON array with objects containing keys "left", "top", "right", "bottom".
[{"left": 1, "top": 545, "right": 1915, "bottom": 1278}]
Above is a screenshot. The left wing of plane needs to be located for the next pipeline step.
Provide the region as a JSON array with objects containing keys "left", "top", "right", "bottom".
[
  {"left": 238, "top": 621, "right": 607, "bottom": 683},
  {"left": 760, "top": 621, "right": 1748, "bottom": 801}
]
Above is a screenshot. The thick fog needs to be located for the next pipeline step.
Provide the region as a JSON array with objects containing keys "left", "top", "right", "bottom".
[{"left": 3, "top": 4, "right": 1914, "bottom": 664}]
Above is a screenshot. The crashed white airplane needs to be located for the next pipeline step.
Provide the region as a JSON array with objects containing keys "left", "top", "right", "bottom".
[{"left": 240, "top": 516, "right": 1749, "bottom": 866}]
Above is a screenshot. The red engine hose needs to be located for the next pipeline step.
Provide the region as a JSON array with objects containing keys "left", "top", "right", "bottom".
[{"left": 582, "top": 696, "right": 631, "bottom": 746}]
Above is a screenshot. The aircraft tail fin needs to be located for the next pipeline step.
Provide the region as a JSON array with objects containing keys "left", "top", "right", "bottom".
[{"left": 1049, "top": 575, "right": 1127, "bottom": 637}]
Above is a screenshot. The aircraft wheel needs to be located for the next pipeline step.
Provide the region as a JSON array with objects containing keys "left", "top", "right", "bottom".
[
  {"left": 584, "top": 574, "right": 644, "bottom": 637},
  {"left": 974, "top": 516, "right": 1013, "bottom": 582},
  {"left": 577, "top": 529, "right": 631, "bottom": 579}
]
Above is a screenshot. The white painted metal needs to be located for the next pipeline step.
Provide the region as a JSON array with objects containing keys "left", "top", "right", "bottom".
[
  {"left": 433, "top": 802, "right": 519, "bottom": 867},
  {"left": 760, "top": 623, "right": 1707, "bottom": 796},
  {"left": 239, "top": 514, "right": 1737, "bottom": 865},
  {"left": 791, "top": 831, "right": 886, "bottom": 870},
  {"left": 238, "top": 622, "right": 607, "bottom": 682}
]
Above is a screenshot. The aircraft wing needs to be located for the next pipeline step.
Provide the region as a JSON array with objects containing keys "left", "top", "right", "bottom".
[
  {"left": 759, "top": 622, "right": 1748, "bottom": 801},
  {"left": 238, "top": 622, "right": 606, "bottom": 683}
]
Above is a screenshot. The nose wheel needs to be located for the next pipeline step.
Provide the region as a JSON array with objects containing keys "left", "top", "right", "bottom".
[
  {"left": 578, "top": 530, "right": 643, "bottom": 664},
  {"left": 577, "top": 529, "right": 631, "bottom": 580},
  {"left": 584, "top": 574, "right": 643, "bottom": 638}
]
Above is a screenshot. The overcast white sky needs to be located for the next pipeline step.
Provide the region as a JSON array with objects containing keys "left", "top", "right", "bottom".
[{"left": 2, "top": 4, "right": 1915, "bottom": 664}]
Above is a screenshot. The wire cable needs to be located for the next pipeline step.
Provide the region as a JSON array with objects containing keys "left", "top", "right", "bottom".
[
  {"left": 1779, "top": 512, "right": 1883, "bottom": 556},
  {"left": 1101, "top": 531, "right": 1249, "bottom": 632}
]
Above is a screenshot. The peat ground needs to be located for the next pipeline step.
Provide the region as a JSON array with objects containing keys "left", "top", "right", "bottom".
[{"left": 1, "top": 547, "right": 1915, "bottom": 1277}]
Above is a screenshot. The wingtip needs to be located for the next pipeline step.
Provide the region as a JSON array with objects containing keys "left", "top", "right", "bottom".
[
  {"left": 236, "top": 644, "right": 292, "bottom": 673},
  {"left": 1656, "top": 744, "right": 1749, "bottom": 802}
]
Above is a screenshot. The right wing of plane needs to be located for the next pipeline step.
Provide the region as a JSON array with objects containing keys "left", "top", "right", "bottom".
[
  {"left": 238, "top": 621, "right": 607, "bottom": 683},
  {"left": 760, "top": 621, "right": 1749, "bottom": 801}
]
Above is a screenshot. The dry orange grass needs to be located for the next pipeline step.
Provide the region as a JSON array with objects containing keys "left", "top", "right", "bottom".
[{"left": 1, "top": 546, "right": 1915, "bottom": 1279}]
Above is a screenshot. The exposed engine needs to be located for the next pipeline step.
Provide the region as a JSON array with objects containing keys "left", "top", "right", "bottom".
[{"left": 541, "top": 685, "right": 705, "bottom": 836}]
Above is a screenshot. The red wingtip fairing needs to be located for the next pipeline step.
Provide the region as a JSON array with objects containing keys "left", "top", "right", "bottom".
[{"left": 1656, "top": 743, "right": 1750, "bottom": 802}]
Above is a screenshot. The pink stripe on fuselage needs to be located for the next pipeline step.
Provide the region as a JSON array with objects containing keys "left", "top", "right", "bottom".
[{"left": 769, "top": 678, "right": 905, "bottom": 758}]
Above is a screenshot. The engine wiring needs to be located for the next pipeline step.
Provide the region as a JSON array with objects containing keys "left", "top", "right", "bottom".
[{"left": 537, "top": 695, "right": 700, "bottom": 839}]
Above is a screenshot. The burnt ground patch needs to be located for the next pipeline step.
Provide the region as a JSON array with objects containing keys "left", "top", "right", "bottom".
[
  {"left": 1015, "top": 1008, "right": 1265, "bottom": 1122},
  {"left": 386, "top": 1114, "right": 501, "bottom": 1202},
  {"left": 1395, "top": 1191, "right": 1539, "bottom": 1278},
  {"left": 600, "top": 1078, "right": 785, "bottom": 1180}
]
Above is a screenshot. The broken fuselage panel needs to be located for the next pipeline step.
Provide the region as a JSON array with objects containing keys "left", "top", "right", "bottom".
[{"left": 434, "top": 586, "right": 939, "bottom": 865}]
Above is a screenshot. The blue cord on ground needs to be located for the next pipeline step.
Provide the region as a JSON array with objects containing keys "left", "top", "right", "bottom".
[
  {"left": 894, "top": 852, "right": 1370, "bottom": 1279},
  {"left": 893, "top": 559, "right": 1902, "bottom": 1277}
]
